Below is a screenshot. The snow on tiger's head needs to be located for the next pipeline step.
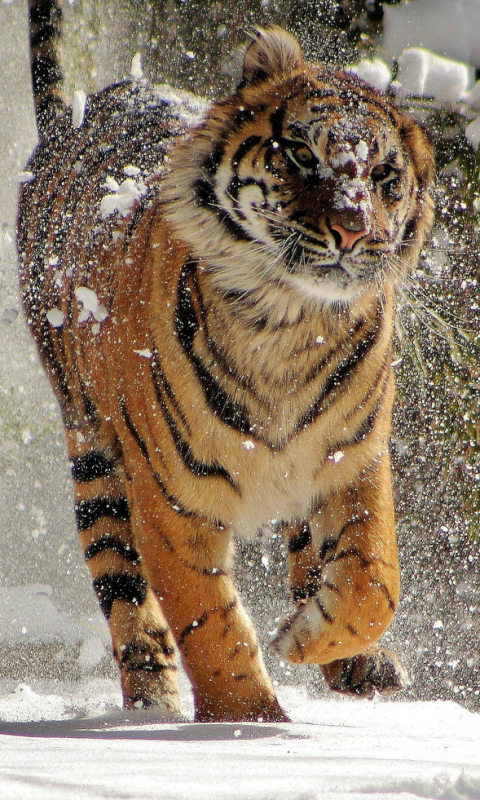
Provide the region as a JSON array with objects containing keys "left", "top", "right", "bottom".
[{"left": 163, "top": 27, "right": 434, "bottom": 310}]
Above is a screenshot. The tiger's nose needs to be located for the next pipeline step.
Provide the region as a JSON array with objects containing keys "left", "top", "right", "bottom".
[{"left": 329, "top": 222, "right": 368, "bottom": 252}]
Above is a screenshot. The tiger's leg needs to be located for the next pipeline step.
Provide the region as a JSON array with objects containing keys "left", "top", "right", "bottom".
[
  {"left": 125, "top": 463, "right": 287, "bottom": 722},
  {"left": 273, "top": 454, "right": 407, "bottom": 698},
  {"left": 65, "top": 418, "right": 181, "bottom": 715}
]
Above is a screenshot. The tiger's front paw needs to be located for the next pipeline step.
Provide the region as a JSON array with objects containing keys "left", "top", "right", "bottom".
[
  {"left": 320, "top": 647, "right": 408, "bottom": 699},
  {"left": 270, "top": 599, "right": 338, "bottom": 664}
]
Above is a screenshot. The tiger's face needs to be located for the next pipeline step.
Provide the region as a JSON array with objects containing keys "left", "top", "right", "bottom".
[{"left": 164, "top": 29, "right": 434, "bottom": 313}]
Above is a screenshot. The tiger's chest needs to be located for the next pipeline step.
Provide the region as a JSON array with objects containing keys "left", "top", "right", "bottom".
[{"left": 81, "top": 214, "right": 392, "bottom": 540}]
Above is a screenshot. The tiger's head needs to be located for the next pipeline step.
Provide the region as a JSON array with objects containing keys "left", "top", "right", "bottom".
[{"left": 163, "top": 27, "right": 435, "bottom": 314}]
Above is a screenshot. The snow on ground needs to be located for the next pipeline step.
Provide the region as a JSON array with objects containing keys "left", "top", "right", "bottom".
[
  {"left": 1, "top": 685, "right": 480, "bottom": 800},
  {"left": 1, "top": 586, "right": 480, "bottom": 800}
]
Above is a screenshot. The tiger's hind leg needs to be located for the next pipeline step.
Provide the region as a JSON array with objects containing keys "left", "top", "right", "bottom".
[
  {"left": 65, "top": 418, "right": 181, "bottom": 716},
  {"left": 273, "top": 454, "right": 407, "bottom": 698}
]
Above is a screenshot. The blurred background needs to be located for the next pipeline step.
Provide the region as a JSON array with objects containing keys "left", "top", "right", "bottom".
[{"left": 1, "top": 0, "right": 480, "bottom": 709}]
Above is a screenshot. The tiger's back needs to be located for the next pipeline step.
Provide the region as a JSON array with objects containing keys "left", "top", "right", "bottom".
[{"left": 18, "top": 12, "right": 434, "bottom": 721}]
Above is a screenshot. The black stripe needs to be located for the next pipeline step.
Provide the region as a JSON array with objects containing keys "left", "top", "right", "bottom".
[
  {"left": 124, "top": 661, "right": 177, "bottom": 674},
  {"left": 320, "top": 516, "right": 364, "bottom": 563},
  {"left": 75, "top": 496, "right": 129, "bottom": 531},
  {"left": 31, "top": 54, "right": 63, "bottom": 94},
  {"left": 297, "top": 307, "right": 383, "bottom": 432},
  {"left": 325, "top": 546, "right": 369, "bottom": 568},
  {"left": 29, "top": 0, "right": 61, "bottom": 26},
  {"left": 118, "top": 392, "right": 198, "bottom": 518},
  {"left": 269, "top": 106, "right": 285, "bottom": 141},
  {"left": 150, "top": 358, "right": 240, "bottom": 492},
  {"left": 232, "top": 107, "right": 256, "bottom": 130},
  {"left": 84, "top": 535, "right": 140, "bottom": 565},
  {"left": 202, "top": 142, "right": 225, "bottom": 177},
  {"left": 316, "top": 596, "right": 334, "bottom": 624},
  {"left": 231, "top": 135, "right": 262, "bottom": 169},
  {"left": 178, "top": 611, "right": 209, "bottom": 646},
  {"left": 119, "top": 641, "right": 175, "bottom": 666},
  {"left": 227, "top": 175, "right": 267, "bottom": 208},
  {"left": 145, "top": 627, "right": 176, "bottom": 656},
  {"left": 149, "top": 352, "right": 191, "bottom": 432},
  {"left": 122, "top": 191, "right": 154, "bottom": 249},
  {"left": 347, "top": 381, "right": 388, "bottom": 445},
  {"left": 118, "top": 397, "right": 149, "bottom": 460},
  {"left": 93, "top": 573, "right": 148, "bottom": 619},
  {"left": 194, "top": 179, "right": 253, "bottom": 242},
  {"left": 319, "top": 537, "right": 339, "bottom": 563},
  {"left": 71, "top": 450, "right": 117, "bottom": 483},
  {"left": 175, "top": 260, "right": 252, "bottom": 435},
  {"left": 30, "top": 22, "right": 61, "bottom": 49},
  {"left": 346, "top": 623, "right": 359, "bottom": 636},
  {"left": 39, "top": 319, "right": 72, "bottom": 408},
  {"left": 306, "top": 89, "right": 337, "bottom": 104},
  {"left": 288, "top": 522, "right": 312, "bottom": 553}
]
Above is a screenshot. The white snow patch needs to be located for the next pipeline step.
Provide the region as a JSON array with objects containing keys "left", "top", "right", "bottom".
[
  {"left": 355, "top": 140, "right": 369, "bottom": 162},
  {"left": 466, "top": 115, "right": 480, "bottom": 148},
  {"left": 75, "top": 286, "right": 109, "bottom": 323},
  {"left": 396, "top": 48, "right": 473, "bottom": 102},
  {"left": 331, "top": 150, "right": 355, "bottom": 168},
  {"left": 71, "top": 89, "right": 86, "bottom": 128},
  {"left": 46, "top": 308, "right": 64, "bottom": 328},
  {"left": 133, "top": 348, "right": 153, "bottom": 359},
  {"left": 16, "top": 170, "right": 34, "bottom": 183},
  {"left": 130, "top": 52, "right": 143, "bottom": 81},
  {"left": 347, "top": 58, "right": 391, "bottom": 92},
  {"left": 100, "top": 177, "right": 146, "bottom": 219},
  {"left": 463, "top": 79, "right": 480, "bottom": 108},
  {"left": 123, "top": 164, "right": 141, "bottom": 177}
]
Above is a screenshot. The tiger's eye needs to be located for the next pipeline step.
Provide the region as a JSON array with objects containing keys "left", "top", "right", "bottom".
[
  {"left": 292, "top": 145, "right": 316, "bottom": 167},
  {"left": 283, "top": 141, "right": 317, "bottom": 170},
  {"left": 371, "top": 163, "right": 397, "bottom": 184}
]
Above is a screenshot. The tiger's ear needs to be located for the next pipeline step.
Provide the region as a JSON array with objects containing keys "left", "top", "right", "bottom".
[{"left": 241, "top": 27, "right": 304, "bottom": 85}]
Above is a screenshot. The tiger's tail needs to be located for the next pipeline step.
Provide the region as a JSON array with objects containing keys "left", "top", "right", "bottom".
[{"left": 29, "top": 0, "right": 67, "bottom": 138}]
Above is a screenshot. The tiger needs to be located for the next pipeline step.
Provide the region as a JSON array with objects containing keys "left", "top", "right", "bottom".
[{"left": 17, "top": 0, "right": 435, "bottom": 722}]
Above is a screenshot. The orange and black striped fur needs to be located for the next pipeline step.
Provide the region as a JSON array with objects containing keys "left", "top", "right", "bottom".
[{"left": 18, "top": 3, "right": 435, "bottom": 720}]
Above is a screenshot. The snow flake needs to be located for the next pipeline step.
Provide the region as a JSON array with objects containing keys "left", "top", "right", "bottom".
[
  {"left": 133, "top": 349, "right": 153, "bottom": 359},
  {"left": 242, "top": 440, "right": 255, "bottom": 451},
  {"left": 315, "top": 335, "right": 325, "bottom": 344},
  {"left": 329, "top": 450, "right": 345, "bottom": 464},
  {"left": 72, "top": 90, "right": 86, "bottom": 128}
]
